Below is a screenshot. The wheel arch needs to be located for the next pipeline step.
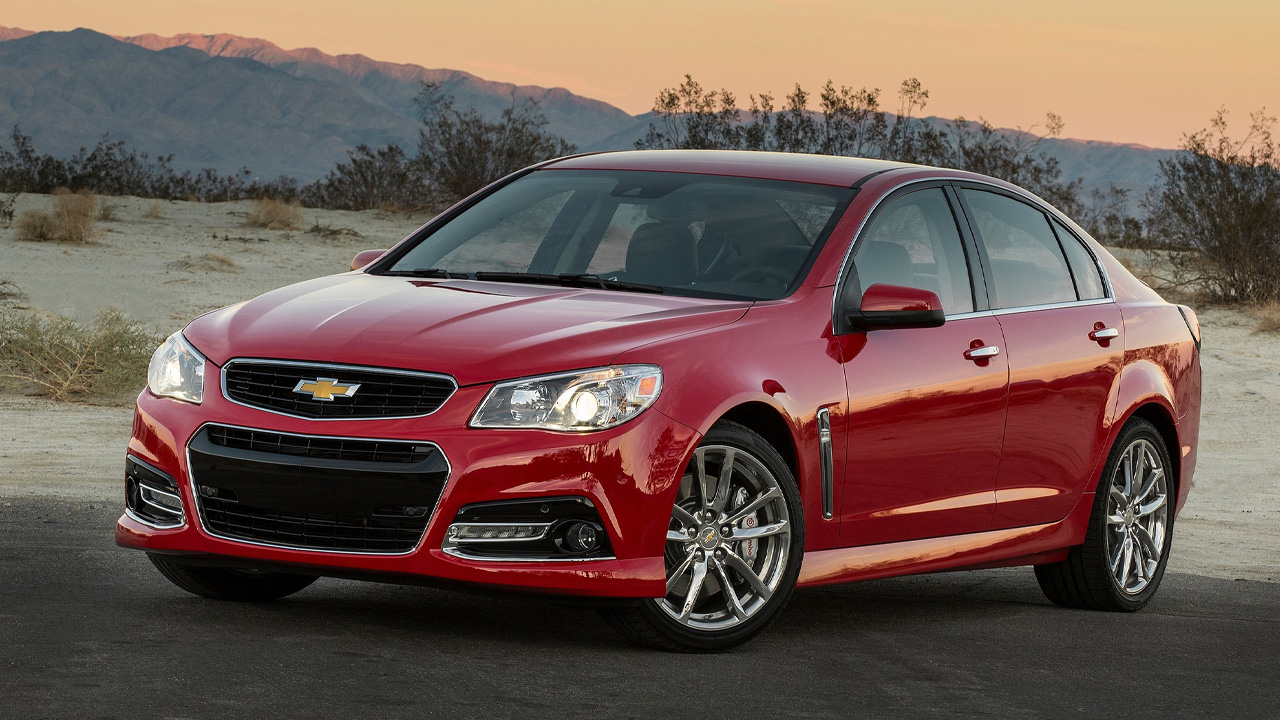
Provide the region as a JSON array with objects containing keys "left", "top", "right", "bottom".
[
  {"left": 1120, "top": 401, "right": 1182, "bottom": 502},
  {"left": 717, "top": 401, "right": 800, "bottom": 483}
]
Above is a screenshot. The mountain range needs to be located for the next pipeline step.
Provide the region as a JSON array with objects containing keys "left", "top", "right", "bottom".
[{"left": 0, "top": 25, "right": 1173, "bottom": 198}]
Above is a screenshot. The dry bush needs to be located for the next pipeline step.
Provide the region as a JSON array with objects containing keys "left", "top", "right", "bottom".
[
  {"left": 1252, "top": 302, "right": 1280, "bottom": 333},
  {"left": 143, "top": 202, "right": 165, "bottom": 219},
  {"left": 0, "top": 308, "right": 160, "bottom": 401},
  {"left": 97, "top": 198, "right": 119, "bottom": 221},
  {"left": 0, "top": 278, "right": 23, "bottom": 305},
  {"left": 0, "top": 193, "right": 15, "bottom": 227},
  {"left": 14, "top": 189, "right": 97, "bottom": 243},
  {"left": 245, "top": 197, "right": 303, "bottom": 230},
  {"left": 306, "top": 220, "right": 362, "bottom": 238},
  {"left": 167, "top": 253, "right": 241, "bottom": 273}
]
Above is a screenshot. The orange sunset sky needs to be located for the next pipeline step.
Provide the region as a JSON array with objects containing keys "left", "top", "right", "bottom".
[{"left": 7, "top": 0, "right": 1278, "bottom": 149}]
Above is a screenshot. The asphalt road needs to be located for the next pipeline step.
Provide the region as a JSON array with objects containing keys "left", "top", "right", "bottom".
[{"left": 2, "top": 498, "right": 1277, "bottom": 719}]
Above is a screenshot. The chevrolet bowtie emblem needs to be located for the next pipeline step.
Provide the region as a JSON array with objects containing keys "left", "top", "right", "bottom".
[{"left": 292, "top": 378, "right": 361, "bottom": 401}]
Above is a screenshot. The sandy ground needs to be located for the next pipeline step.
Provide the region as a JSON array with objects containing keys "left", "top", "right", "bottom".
[{"left": 0, "top": 195, "right": 1276, "bottom": 582}]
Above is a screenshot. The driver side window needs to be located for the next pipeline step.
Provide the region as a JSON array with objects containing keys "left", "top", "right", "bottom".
[{"left": 853, "top": 188, "right": 975, "bottom": 314}]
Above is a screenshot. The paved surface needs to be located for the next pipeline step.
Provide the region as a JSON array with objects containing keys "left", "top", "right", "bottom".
[{"left": 2, "top": 498, "right": 1277, "bottom": 719}]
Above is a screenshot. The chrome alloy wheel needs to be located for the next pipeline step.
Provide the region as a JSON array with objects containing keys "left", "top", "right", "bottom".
[
  {"left": 655, "top": 445, "right": 791, "bottom": 631},
  {"left": 1105, "top": 437, "right": 1169, "bottom": 595}
]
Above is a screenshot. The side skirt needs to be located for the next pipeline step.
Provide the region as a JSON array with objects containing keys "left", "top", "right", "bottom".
[{"left": 797, "top": 490, "right": 1095, "bottom": 588}]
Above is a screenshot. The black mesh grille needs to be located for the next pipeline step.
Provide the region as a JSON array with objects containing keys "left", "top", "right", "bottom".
[
  {"left": 223, "top": 361, "right": 455, "bottom": 418},
  {"left": 199, "top": 498, "right": 429, "bottom": 552},
  {"left": 207, "top": 426, "right": 434, "bottom": 464},
  {"left": 189, "top": 426, "right": 448, "bottom": 554}
]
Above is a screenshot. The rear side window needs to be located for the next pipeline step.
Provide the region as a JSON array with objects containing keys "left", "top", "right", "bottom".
[
  {"left": 1052, "top": 219, "right": 1107, "bottom": 300},
  {"left": 961, "top": 189, "right": 1075, "bottom": 308},
  {"left": 853, "top": 187, "right": 974, "bottom": 314}
]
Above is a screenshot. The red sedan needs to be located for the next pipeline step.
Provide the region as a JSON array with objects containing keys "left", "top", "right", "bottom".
[{"left": 118, "top": 150, "right": 1201, "bottom": 651}]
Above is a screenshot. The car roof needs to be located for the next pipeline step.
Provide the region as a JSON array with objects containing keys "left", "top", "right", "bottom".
[{"left": 544, "top": 150, "right": 918, "bottom": 188}]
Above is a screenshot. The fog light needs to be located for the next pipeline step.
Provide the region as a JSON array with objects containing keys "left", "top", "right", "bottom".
[{"left": 561, "top": 521, "right": 600, "bottom": 554}]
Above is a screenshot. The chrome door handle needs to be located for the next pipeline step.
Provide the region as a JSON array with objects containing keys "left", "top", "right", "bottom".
[
  {"left": 1089, "top": 327, "right": 1119, "bottom": 341},
  {"left": 964, "top": 345, "right": 1000, "bottom": 361}
]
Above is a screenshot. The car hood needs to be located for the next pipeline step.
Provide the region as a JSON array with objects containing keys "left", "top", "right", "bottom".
[{"left": 184, "top": 274, "right": 751, "bottom": 386}]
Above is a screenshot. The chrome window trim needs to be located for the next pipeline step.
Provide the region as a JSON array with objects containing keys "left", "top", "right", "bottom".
[
  {"left": 220, "top": 358, "right": 459, "bottom": 422},
  {"left": 944, "top": 297, "right": 1115, "bottom": 321},
  {"left": 831, "top": 176, "right": 1116, "bottom": 328},
  {"left": 185, "top": 422, "right": 451, "bottom": 557}
]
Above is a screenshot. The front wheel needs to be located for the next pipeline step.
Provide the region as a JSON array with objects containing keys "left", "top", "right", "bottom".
[
  {"left": 1035, "top": 417, "right": 1175, "bottom": 611},
  {"left": 600, "top": 421, "right": 804, "bottom": 651},
  {"left": 148, "top": 554, "right": 318, "bottom": 602}
]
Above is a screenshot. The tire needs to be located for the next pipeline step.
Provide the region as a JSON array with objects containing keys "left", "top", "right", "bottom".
[
  {"left": 1035, "top": 417, "right": 1175, "bottom": 611},
  {"left": 600, "top": 420, "right": 805, "bottom": 651},
  {"left": 148, "top": 554, "right": 318, "bottom": 602}
]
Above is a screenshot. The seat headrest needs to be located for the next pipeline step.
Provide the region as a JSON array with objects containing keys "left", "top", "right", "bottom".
[
  {"left": 626, "top": 222, "right": 697, "bottom": 287},
  {"left": 855, "top": 241, "right": 913, "bottom": 289}
]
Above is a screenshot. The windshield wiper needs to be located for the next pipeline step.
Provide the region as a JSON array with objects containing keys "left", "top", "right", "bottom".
[
  {"left": 471, "top": 272, "right": 665, "bottom": 294},
  {"left": 382, "top": 268, "right": 472, "bottom": 279}
]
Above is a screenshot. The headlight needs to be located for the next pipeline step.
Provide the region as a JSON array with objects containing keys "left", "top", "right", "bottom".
[
  {"left": 470, "top": 365, "right": 662, "bottom": 432},
  {"left": 147, "top": 332, "right": 206, "bottom": 404}
]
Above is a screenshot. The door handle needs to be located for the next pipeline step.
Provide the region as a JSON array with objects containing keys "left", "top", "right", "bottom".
[
  {"left": 964, "top": 345, "right": 1000, "bottom": 361},
  {"left": 1089, "top": 327, "right": 1119, "bottom": 342}
]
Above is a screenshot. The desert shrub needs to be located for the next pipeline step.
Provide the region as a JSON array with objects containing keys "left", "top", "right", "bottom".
[
  {"left": 637, "top": 76, "right": 1085, "bottom": 220},
  {"left": 1252, "top": 302, "right": 1280, "bottom": 333},
  {"left": 301, "top": 144, "right": 431, "bottom": 212},
  {"left": 0, "top": 308, "right": 160, "bottom": 401},
  {"left": 143, "top": 202, "right": 164, "bottom": 219},
  {"left": 307, "top": 220, "right": 361, "bottom": 238},
  {"left": 97, "top": 197, "right": 118, "bottom": 221},
  {"left": 0, "top": 192, "right": 14, "bottom": 226},
  {"left": 0, "top": 126, "right": 300, "bottom": 203},
  {"left": 167, "top": 253, "right": 241, "bottom": 273},
  {"left": 245, "top": 197, "right": 303, "bottom": 230},
  {"left": 414, "top": 82, "right": 576, "bottom": 207},
  {"left": 1143, "top": 109, "right": 1280, "bottom": 303},
  {"left": 14, "top": 188, "right": 97, "bottom": 243},
  {"left": 0, "top": 278, "right": 22, "bottom": 305}
]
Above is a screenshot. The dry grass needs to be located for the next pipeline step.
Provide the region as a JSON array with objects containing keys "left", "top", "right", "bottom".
[
  {"left": 167, "top": 253, "right": 241, "bottom": 273},
  {"left": 307, "top": 220, "right": 362, "bottom": 238},
  {"left": 143, "top": 202, "right": 165, "bottom": 220},
  {"left": 0, "top": 278, "right": 23, "bottom": 305},
  {"left": 0, "top": 307, "right": 160, "bottom": 401},
  {"left": 14, "top": 189, "right": 97, "bottom": 243},
  {"left": 1252, "top": 302, "right": 1280, "bottom": 333},
  {"left": 245, "top": 197, "right": 303, "bottom": 230},
  {"left": 0, "top": 193, "right": 15, "bottom": 227},
  {"left": 97, "top": 198, "right": 119, "bottom": 221}
]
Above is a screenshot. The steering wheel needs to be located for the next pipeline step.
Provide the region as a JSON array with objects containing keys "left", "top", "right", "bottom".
[{"left": 730, "top": 267, "right": 793, "bottom": 285}]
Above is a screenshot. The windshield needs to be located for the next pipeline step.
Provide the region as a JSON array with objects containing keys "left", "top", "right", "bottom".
[{"left": 381, "top": 169, "right": 854, "bottom": 300}]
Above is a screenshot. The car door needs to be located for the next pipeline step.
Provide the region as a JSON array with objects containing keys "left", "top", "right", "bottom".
[
  {"left": 836, "top": 185, "right": 1009, "bottom": 547},
  {"left": 955, "top": 187, "right": 1125, "bottom": 528}
]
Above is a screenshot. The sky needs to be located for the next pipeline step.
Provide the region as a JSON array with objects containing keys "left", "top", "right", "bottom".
[{"left": 6, "top": 0, "right": 1278, "bottom": 149}]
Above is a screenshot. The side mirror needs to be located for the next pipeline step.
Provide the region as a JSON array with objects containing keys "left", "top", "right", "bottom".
[
  {"left": 350, "top": 249, "right": 389, "bottom": 271},
  {"left": 846, "top": 283, "right": 946, "bottom": 331}
]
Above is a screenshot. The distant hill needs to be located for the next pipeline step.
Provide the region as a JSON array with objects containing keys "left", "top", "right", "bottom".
[{"left": 0, "top": 25, "right": 1175, "bottom": 201}]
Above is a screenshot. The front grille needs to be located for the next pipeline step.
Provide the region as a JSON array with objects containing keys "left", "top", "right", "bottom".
[
  {"left": 189, "top": 426, "right": 449, "bottom": 554},
  {"left": 207, "top": 425, "right": 434, "bottom": 464},
  {"left": 223, "top": 361, "right": 456, "bottom": 419},
  {"left": 199, "top": 498, "right": 429, "bottom": 552}
]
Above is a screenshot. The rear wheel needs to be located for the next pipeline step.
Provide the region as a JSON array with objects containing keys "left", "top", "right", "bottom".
[
  {"left": 1035, "top": 417, "right": 1174, "bottom": 611},
  {"left": 148, "top": 554, "right": 318, "bottom": 602},
  {"left": 600, "top": 421, "right": 804, "bottom": 651}
]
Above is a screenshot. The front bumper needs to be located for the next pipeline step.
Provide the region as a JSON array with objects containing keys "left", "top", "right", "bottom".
[{"left": 116, "top": 370, "right": 700, "bottom": 598}]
